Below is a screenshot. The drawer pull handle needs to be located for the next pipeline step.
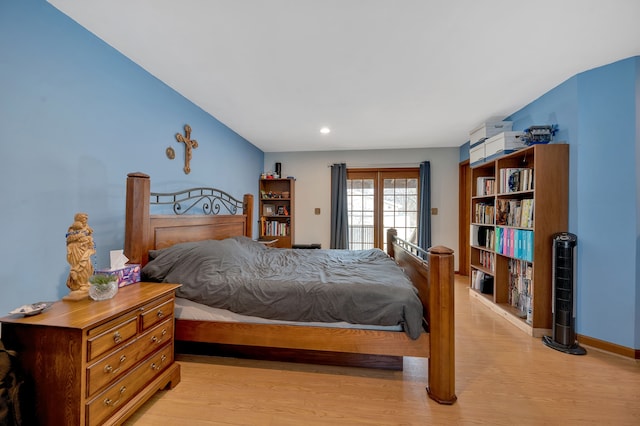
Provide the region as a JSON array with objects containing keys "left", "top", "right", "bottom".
[
  {"left": 113, "top": 331, "right": 122, "bottom": 344},
  {"left": 156, "top": 310, "right": 165, "bottom": 318},
  {"left": 103, "top": 364, "right": 121, "bottom": 375},
  {"left": 104, "top": 355, "right": 127, "bottom": 374},
  {"left": 104, "top": 386, "right": 126, "bottom": 407},
  {"left": 151, "top": 330, "right": 168, "bottom": 344},
  {"left": 151, "top": 355, "right": 168, "bottom": 371}
]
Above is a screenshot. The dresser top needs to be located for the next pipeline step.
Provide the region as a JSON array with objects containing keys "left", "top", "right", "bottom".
[{"left": 0, "top": 282, "right": 180, "bottom": 330}]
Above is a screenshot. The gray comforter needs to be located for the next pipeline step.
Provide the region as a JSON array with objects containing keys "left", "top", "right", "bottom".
[{"left": 142, "top": 236, "right": 424, "bottom": 339}]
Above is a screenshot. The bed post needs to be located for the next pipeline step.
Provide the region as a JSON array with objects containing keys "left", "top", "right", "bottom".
[
  {"left": 243, "top": 193, "right": 254, "bottom": 239},
  {"left": 386, "top": 229, "right": 396, "bottom": 258},
  {"left": 124, "top": 172, "right": 151, "bottom": 266},
  {"left": 427, "top": 245, "right": 457, "bottom": 405}
]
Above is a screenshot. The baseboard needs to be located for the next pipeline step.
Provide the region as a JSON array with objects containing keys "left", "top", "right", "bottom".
[{"left": 577, "top": 334, "right": 639, "bottom": 359}]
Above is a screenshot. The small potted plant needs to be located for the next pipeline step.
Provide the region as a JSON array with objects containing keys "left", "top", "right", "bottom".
[{"left": 88, "top": 273, "right": 119, "bottom": 301}]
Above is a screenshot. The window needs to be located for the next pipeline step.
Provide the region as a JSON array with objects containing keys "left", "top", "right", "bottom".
[{"left": 347, "top": 168, "right": 419, "bottom": 250}]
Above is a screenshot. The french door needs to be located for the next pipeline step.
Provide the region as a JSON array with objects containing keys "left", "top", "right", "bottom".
[{"left": 346, "top": 168, "right": 419, "bottom": 250}]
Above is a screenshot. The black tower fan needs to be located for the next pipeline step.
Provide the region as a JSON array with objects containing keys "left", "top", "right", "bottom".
[{"left": 542, "top": 232, "right": 586, "bottom": 355}]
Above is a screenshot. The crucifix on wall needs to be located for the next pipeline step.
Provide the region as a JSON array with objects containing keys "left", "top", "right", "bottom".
[{"left": 175, "top": 124, "right": 198, "bottom": 174}]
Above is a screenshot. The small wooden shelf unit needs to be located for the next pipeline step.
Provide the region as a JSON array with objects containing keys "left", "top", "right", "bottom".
[{"left": 259, "top": 178, "right": 295, "bottom": 248}]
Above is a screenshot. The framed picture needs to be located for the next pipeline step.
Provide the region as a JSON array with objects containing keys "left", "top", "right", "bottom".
[
  {"left": 263, "top": 204, "right": 275, "bottom": 216},
  {"left": 277, "top": 206, "right": 285, "bottom": 216}
]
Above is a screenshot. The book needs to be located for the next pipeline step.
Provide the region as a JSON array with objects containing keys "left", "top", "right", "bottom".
[
  {"left": 520, "top": 199, "right": 532, "bottom": 228},
  {"left": 476, "top": 176, "right": 496, "bottom": 196},
  {"left": 496, "top": 199, "right": 509, "bottom": 226}
]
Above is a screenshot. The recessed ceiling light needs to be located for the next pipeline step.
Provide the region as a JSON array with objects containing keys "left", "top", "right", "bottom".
[{"left": 320, "top": 127, "right": 331, "bottom": 134}]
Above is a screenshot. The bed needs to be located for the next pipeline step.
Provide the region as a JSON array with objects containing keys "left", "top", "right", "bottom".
[{"left": 123, "top": 172, "right": 456, "bottom": 404}]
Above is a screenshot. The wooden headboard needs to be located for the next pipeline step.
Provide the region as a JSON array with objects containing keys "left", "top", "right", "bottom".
[{"left": 124, "top": 172, "right": 254, "bottom": 266}]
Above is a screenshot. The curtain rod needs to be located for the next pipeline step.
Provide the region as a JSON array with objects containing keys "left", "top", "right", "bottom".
[{"left": 327, "top": 162, "right": 420, "bottom": 168}]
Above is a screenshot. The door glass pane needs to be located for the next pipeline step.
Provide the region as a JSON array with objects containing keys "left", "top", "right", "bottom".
[
  {"left": 381, "top": 176, "right": 419, "bottom": 247},
  {"left": 347, "top": 171, "right": 419, "bottom": 250},
  {"left": 347, "top": 178, "right": 375, "bottom": 250}
]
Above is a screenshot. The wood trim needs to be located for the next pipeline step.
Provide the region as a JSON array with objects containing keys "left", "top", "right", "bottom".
[
  {"left": 577, "top": 334, "right": 640, "bottom": 359},
  {"left": 458, "top": 160, "right": 470, "bottom": 276}
]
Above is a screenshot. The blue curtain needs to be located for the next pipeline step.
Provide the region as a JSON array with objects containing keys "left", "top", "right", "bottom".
[
  {"left": 418, "top": 161, "right": 431, "bottom": 255},
  {"left": 330, "top": 163, "right": 349, "bottom": 249}
]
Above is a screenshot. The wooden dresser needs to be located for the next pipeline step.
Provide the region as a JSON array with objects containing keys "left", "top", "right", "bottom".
[{"left": 0, "top": 282, "right": 181, "bottom": 425}]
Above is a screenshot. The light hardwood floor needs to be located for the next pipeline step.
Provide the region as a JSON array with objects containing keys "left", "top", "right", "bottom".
[{"left": 126, "top": 275, "right": 640, "bottom": 425}]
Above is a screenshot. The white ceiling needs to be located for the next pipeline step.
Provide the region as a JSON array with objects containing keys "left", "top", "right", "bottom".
[{"left": 48, "top": 0, "right": 640, "bottom": 153}]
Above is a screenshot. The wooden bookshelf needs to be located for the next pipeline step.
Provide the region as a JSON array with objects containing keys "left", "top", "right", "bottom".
[
  {"left": 259, "top": 178, "right": 295, "bottom": 248},
  {"left": 469, "top": 144, "right": 569, "bottom": 336}
]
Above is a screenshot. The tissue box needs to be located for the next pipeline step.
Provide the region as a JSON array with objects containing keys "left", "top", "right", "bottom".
[{"left": 95, "top": 264, "right": 141, "bottom": 288}]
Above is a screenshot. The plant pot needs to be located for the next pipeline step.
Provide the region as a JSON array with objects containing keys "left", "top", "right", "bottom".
[{"left": 89, "top": 280, "right": 118, "bottom": 301}]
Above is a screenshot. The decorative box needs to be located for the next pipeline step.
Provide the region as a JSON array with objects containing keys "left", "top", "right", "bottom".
[
  {"left": 469, "top": 121, "right": 513, "bottom": 145},
  {"left": 470, "top": 141, "right": 486, "bottom": 166},
  {"left": 95, "top": 264, "right": 141, "bottom": 288},
  {"left": 484, "top": 131, "right": 526, "bottom": 161}
]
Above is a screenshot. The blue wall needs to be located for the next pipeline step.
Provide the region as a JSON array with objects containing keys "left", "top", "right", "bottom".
[
  {"left": 573, "top": 59, "right": 638, "bottom": 349},
  {"left": 0, "top": 0, "right": 264, "bottom": 315},
  {"left": 463, "top": 57, "right": 639, "bottom": 349}
]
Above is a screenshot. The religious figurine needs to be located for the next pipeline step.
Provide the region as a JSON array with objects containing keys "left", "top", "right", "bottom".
[{"left": 63, "top": 212, "right": 95, "bottom": 301}]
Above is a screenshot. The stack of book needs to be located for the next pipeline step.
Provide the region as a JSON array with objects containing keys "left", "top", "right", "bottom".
[
  {"left": 471, "top": 269, "right": 494, "bottom": 295},
  {"left": 474, "top": 203, "right": 495, "bottom": 224},
  {"left": 508, "top": 259, "right": 533, "bottom": 322},
  {"left": 261, "top": 219, "right": 290, "bottom": 237},
  {"left": 479, "top": 250, "right": 495, "bottom": 272},
  {"left": 494, "top": 227, "right": 534, "bottom": 262},
  {"left": 499, "top": 168, "right": 534, "bottom": 193},
  {"left": 495, "top": 199, "right": 534, "bottom": 228},
  {"left": 470, "top": 225, "right": 495, "bottom": 249},
  {"left": 476, "top": 176, "right": 496, "bottom": 196}
]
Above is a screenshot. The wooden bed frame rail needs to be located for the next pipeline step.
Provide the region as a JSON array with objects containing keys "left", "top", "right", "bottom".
[
  {"left": 123, "top": 172, "right": 456, "bottom": 404},
  {"left": 387, "top": 229, "right": 456, "bottom": 404}
]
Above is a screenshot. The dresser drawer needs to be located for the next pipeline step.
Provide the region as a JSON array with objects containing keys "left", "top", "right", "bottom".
[
  {"left": 138, "top": 317, "right": 174, "bottom": 356},
  {"left": 86, "top": 344, "right": 174, "bottom": 426},
  {"left": 87, "top": 314, "right": 138, "bottom": 361},
  {"left": 87, "top": 339, "right": 135, "bottom": 398},
  {"left": 140, "top": 296, "right": 174, "bottom": 331},
  {"left": 86, "top": 318, "right": 174, "bottom": 397}
]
